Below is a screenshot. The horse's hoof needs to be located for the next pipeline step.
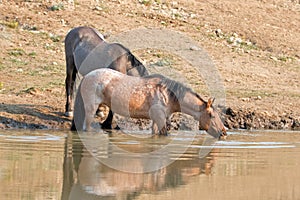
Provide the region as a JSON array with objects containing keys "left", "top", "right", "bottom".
[
  {"left": 65, "top": 111, "right": 73, "bottom": 117},
  {"left": 101, "top": 124, "right": 112, "bottom": 130}
]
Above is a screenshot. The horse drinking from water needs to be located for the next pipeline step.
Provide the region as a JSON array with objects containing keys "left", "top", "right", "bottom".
[
  {"left": 71, "top": 68, "right": 227, "bottom": 139},
  {"left": 64, "top": 26, "right": 148, "bottom": 124}
]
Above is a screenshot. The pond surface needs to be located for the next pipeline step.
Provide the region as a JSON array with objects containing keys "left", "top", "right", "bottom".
[{"left": 0, "top": 130, "right": 300, "bottom": 200}]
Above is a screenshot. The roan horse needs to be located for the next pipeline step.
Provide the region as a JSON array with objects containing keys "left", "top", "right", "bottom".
[
  {"left": 64, "top": 26, "right": 148, "bottom": 127},
  {"left": 71, "top": 68, "right": 227, "bottom": 139}
]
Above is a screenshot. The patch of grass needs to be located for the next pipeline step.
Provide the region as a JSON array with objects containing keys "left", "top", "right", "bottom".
[
  {"left": 26, "top": 69, "right": 40, "bottom": 77},
  {"left": 212, "top": 30, "right": 259, "bottom": 52},
  {"left": 0, "top": 61, "right": 5, "bottom": 70},
  {"left": 36, "top": 31, "right": 49, "bottom": 39},
  {"left": 42, "top": 64, "right": 64, "bottom": 73},
  {"left": 240, "top": 41, "right": 258, "bottom": 51},
  {"left": 22, "top": 24, "right": 38, "bottom": 31},
  {"left": 17, "top": 86, "right": 44, "bottom": 96},
  {"left": 8, "top": 48, "right": 25, "bottom": 56},
  {"left": 49, "top": 34, "right": 61, "bottom": 42},
  {"left": 150, "top": 58, "right": 172, "bottom": 67},
  {"left": 139, "top": 0, "right": 152, "bottom": 6},
  {"left": 0, "top": 20, "right": 18, "bottom": 29},
  {"left": 10, "top": 58, "right": 28, "bottom": 66},
  {"left": 277, "top": 55, "right": 294, "bottom": 62},
  {"left": 28, "top": 52, "right": 37, "bottom": 58},
  {"left": 8, "top": 49, "right": 37, "bottom": 59},
  {"left": 50, "top": 3, "right": 64, "bottom": 11},
  {"left": 44, "top": 43, "right": 56, "bottom": 50},
  {"left": 48, "top": 81, "right": 64, "bottom": 87}
]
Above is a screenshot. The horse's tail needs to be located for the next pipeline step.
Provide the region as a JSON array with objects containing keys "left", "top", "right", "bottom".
[{"left": 71, "top": 81, "right": 85, "bottom": 131}]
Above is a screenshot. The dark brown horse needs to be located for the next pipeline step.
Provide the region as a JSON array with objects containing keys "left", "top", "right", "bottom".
[
  {"left": 72, "top": 68, "right": 227, "bottom": 139},
  {"left": 64, "top": 26, "right": 148, "bottom": 128}
]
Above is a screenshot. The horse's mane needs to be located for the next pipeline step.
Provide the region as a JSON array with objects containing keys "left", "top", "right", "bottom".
[{"left": 145, "top": 74, "right": 205, "bottom": 102}]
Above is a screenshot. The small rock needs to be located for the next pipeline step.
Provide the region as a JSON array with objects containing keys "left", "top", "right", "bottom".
[
  {"left": 190, "top": 13, "right": 196, "bottom": 18},
  {"left": 171, "top": 1, "right": 178, "bottom": 6},
  {"left": 190, "top": 46, "right": 201, "bottom": 51},
  {"left": 232, "top": 32, "right": 239, "bottom": 38},
  {"left": 94, "top": 6, "right": 103, "bottom": 11},
  {"left": 60, "top": 19, "right": 66, "bottom": 26},
  {"left": 270, "top": 56, "right": 278, "bottom": 61},
  {"left": 228, "top": 36, "right": 235, "bottom": 43},
  {"left": 215, "top": 29, "right": 223, "bottom": 37},
  {"left": 235, "top": 37, "right": 242, "bottom": 44},
  {"left": 241, "top": 97, "right": 250, "bottom": 102},
  {"left": 246, "top": 41, "right": 252, "bottom": 46}
]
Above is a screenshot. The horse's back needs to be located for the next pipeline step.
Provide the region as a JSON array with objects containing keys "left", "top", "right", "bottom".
[
  {"left": 65, "top": 27, "right": 108, "bottom": 75},
  {"left": 84, "top": 68, "right": 125, "bottom": 84},
  {"left": 65, "top": 26, "right": 105, "bottom": 46},
  {"left": 65, "top": 26, "right": 105, "bottom": 59},
  {"left": 82, "top": 68, "right": 141, "bottom": 93}
]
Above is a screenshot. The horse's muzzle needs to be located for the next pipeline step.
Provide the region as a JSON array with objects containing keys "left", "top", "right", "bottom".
[{"left": 219, "top": 127, "right": 227, "bottom": 140}]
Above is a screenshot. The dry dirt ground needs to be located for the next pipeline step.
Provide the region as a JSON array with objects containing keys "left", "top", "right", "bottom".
[{"left": 0, "top": 0, "right": 299, "bottom": 131}]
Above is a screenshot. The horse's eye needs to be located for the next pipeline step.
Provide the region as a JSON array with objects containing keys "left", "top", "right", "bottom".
[{"left": 210, "top": 113, "right": 215, "bottom": 119}]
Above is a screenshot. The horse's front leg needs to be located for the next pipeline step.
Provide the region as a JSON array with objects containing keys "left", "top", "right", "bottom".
[
  {"left": 149, "top": 104, "right": 167, "bottom": 136},
  {"left": 151, "top": 123, "right": 159, "bottom": 135},
  {"left": 152, "top": 121, "right": 167, "bottom": 136}
]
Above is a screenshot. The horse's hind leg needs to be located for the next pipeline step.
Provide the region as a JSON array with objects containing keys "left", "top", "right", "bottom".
[
  {"left": 82, "top": 95, "right": 101, "bottom": 131},
  {"left": 83, "top": 104, "right": 97, "bottom": 131},
  {"left": 65, "top": 56, "right": 77, "bottom": 117}
]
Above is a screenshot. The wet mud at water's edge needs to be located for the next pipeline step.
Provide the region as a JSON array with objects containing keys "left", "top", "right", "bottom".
[{"left": 0, "top": 103, "right": 299, "bottom": 131}]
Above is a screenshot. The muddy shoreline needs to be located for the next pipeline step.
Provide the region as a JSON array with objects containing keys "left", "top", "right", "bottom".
[{"left": 0, "top": 106, "right": 299, "bottom": 132}]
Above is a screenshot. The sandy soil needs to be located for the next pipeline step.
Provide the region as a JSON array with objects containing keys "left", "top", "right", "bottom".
[{"left": 0, "top": 0, "right": 299, "bottom": 130}]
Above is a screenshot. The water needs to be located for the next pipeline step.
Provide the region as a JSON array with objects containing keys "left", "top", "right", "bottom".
[{"left": 0, "top": 130, "right": 300, "bottom": 200}]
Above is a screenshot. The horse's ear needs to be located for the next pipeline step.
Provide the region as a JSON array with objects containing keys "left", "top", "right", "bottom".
[{"left": 207, "top": 97, "right": 215, "bottom": 108}]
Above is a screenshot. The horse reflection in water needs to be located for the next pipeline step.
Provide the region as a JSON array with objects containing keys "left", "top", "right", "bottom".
[
  {"left": 61, "top": 133, "right": 218, "bottom": 200},
  {"left": 64, "top": 26, "right": 148, "bottom": 129},
  {"left": 72, "top": 68, "right": 226, "bottom": 138}
]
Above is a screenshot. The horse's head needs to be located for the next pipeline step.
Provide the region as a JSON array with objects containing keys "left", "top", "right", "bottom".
[
  {"left": 126, "top": 52, "right": 149, "bottom": 77},
  {"left": 198, "top": 98, "right": 227, "bottom": 139}
]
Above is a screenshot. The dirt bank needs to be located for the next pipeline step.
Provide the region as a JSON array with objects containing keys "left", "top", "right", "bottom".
[{"left": 0, "top": 0, "right": 299, "bottom": 132}]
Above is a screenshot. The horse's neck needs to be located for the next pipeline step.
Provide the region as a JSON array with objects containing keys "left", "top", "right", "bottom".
[{"left": 179, "top": 92, "right": 206, "bottom": 119}]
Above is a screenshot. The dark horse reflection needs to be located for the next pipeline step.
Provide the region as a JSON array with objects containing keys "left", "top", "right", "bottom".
[
  {"left": 64, "top": 26, "right": 148, "bottom": 128},
  {"left": 61, "top": 132, "right": 218, "bottom": 200}
]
